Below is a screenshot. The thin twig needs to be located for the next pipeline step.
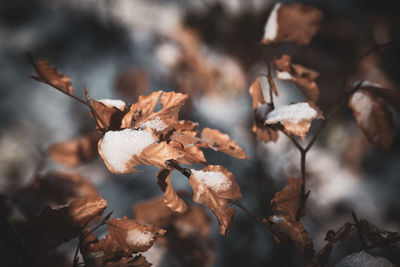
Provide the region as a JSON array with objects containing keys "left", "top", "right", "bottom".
[
  {"left": 72, "top": 211, "right": 113, "bottom": 267},
  {"left": 351, "top": 211, "right": 367, "bottom": 249}
]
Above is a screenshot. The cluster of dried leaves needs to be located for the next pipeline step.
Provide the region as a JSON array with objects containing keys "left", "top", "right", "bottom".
[{"left": 11, "top": 2, "right": 399, "bottom": 267}]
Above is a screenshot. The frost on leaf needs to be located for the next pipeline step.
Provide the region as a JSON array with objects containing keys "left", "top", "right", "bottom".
[
  {"left": 359, "top": 80, "right": 400, "bottom": 113},
  {"left": 269, "top": 215, "right": 314, "bottom": 259},
  {"left": 157, "top": 169, "right": 188, "bottom": 213},
  {"left": 91, "top": 99, "right": 127, "bottom": 130},
  {"left": 108, "top": 217, "right": 165, "bottom": 254},
  {"left": 274, "top": 55, "right": 320, "bottom": 102},
  {"left": 348, "top": 89, "right": 395, "bottom": 150},
  {"left": 21, "top": 197, "right": 107, "bottom": 252},
  {"left": 189, "top": 165, "right": 241, "bottom": 235},
  {"left": 201, "top": 128, "right": 247, "bottom": 159},
  {"left": 271, "top": 177, "right": 303, "bottom": 221},
  {"left": 32, "top": 60, "right": 74, "bottom": 95},
  {"left": 265, "top": 102, "right": 324, "bottom": 139},
  {"left": 249, "top": 77, "right": 279, "bottom": 143},
  {"left": 261, "top": 3, "right": 323, "bottom": 45},
  {"left": 49, "top": 132, "right": 100, "bottom": 167}
]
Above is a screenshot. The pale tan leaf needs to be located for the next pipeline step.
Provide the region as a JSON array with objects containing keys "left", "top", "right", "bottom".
[
  {"left": 134, "top": 196, "right": 175, "bottom": 228},
  {"left": 249, "top": 77, "right": 266, "bottom": 109},
  {"left": 91, "top": 100, "right": 127, "bottom": 130},
  {"left": 201, "top": 128, "right": 247, "bottom": 159},
  {"left": 157, "top": 169, "right": 188, "bottom": 213},
  {"left": 49, "top": 133, "right": 100, "bottom": 167},
  {"left": 34, "top": 60, "right": 74, "bottom": 95},
  {"left": 348, "top": 89, "right": 395, "bottom": 150},
  {"left": 262, "top": 3, "right": 323, "bottom": 45},
  {"left": 189, "top": 165, "right": 241, "bottom": 235}
]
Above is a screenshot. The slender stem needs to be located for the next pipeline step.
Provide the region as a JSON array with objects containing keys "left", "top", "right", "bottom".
[
  {"left": 266, "top": 61, "right": 275, "bottom": 108},
  {"left": 356, "top": 42, "right": 392, "bottom": 61},
  {"left": 72, "top": 211, "right": 113, "bottom": 267},
  {"left": 351, "top": 211, "right": 367, "bottom": 249}
]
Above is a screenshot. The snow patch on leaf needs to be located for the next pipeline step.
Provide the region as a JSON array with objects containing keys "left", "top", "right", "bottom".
[
  {"left": 271, "top": 215, "right": 285, "bottom": 223},
  {"left": 349, "top": 91, "right": 373, "bottom": 124},
  {"left": 262, "top": 3, "right": 281, "bottom": 42},
  {"left": 100, "top": 129, "right": 156, "bottom": 173},
  {"left": 97, "top": 99, "right": 126, "bottom": 110},
  {"left": 139, "top": 117, "right": 167, "bottom": 131},
  {"left": 276, "top": 71, "right": 292, "bottom": 80},
  {"left": 191, "top": 170, "right": 232, "bottom": 192},
  {"left": 126, "top": 229, "right": 154, "bottom": 246},
  {"left": 265, "top": 102, "right": 318, "bottom": 124},
  {"left": 336, "top": 250, "right": 395, "bottom": 267}
]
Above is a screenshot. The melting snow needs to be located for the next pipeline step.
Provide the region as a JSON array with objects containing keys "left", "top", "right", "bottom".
[
  {"left": 271, "top": 215, "right": 285, "bottom": 223},
  {"left": 262, "top": 3, "right": 282, "bottom": 42},
  {"left": 126, "top": 229, "right": 154, "bottom": 246},
  {"left": 349, "top": 91, "right": 373, "bottom": 125},
  {"left": 139, "top": 117, "right": 167, "bottom": 131},
  {"left": 100, "top": 129, "right": 156, "bottom": 172},
  {"left": 277, "top": 71, "right": 292, "bottom": 80},
  {"left": 265, "top": 102, "right": 318, "bottom": 124},
  {"left": 191, "top": 170, "right": 231, "bottom": 192},
  {"left": 98, "top": 99, "right": 126, "bottom": 110}
]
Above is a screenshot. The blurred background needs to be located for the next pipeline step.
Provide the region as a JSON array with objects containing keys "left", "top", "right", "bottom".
[{"left": 1, "top": 0, "right": 400, "bottom": 266}]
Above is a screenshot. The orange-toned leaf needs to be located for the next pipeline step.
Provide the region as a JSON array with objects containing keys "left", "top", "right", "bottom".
[
  {"left": 265, "top": 102, "right": 324, "bottom": 139},
  {"left": 189, "top": 165, "right": 241, "bottom": 235},
  {"left": 271, "top": 177, "right": 303, "bottom": 221},
  {"left": 49, "top": 133, "right": 100, "bottom": 167},
  {"left": 134, "top": 196, "right": 176, "bottom": 228},
  {"left": 348, "top": 89, "right": 395, "bottom": 150},
  {"left": 201, "top": 128, "right": 247, "bottom": 159},
  {"left": 262, "top": 3, "right": 323, "bottom": 45},
  {"left": 91, "top": 100, "right": 127, "bottom": 130},
  {"left": 274, "top": 55, "right": 320, "bottom": 102},
  {"left": 108, "top": 217, "right": 165, "bottom": 254},
  {"left": 157, "top": 169, "right": 188, "bottom": 213},
  {"left": 33, "top": 60, "right": 74, "bottom": 95},
  {"left": 22, "top": 197, "right": 107, "bottom": 251}
]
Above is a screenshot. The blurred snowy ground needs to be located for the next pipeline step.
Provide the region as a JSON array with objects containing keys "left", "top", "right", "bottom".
[{"left": 1, "top": 0, "right": 400, "bottom": 266}]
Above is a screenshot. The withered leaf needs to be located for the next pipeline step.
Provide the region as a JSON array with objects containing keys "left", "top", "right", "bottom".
[
  {"left": 201, "top": 128, "right": 247, "bottom": 159},
  {"left": 249, "top": 77, "right": 279, "bottom": 143},
  {"left": 22, "top": 197, "right": 107, "bottom": 251},
  {"left": 271, "top": 177, "right": 303, "bottom": 221},
  {"left": 33, "top": 60, "right": 74, "bottom": 95},
  {"left": 91, "top": 100, "right": 127, "bottom": 130},
  {"left": 270, "top": 215, "right": 314, "bottom": 259},
  {"left": 362, "top": 221, "right": 398, "bottom": 248},
  {"left": 262, "top": 3, "right": 323, "bottom": 45},
  {"left": 348, "top": 89, "right": 395, "bottom": 150},
  {"left": 134, "top": 196, "right": 176, "bottom": 228},
  {"left": 49, "top": 132, "right": 100, "bottom": 167},
  {"left": 157, "top": 169, "right": 188, "bottom": 213},
  {"left": 274, "top": 55, "right": 320, "bottom": 102},
  {"left": 173, "top": 205, "right": 212, "bottom": 238},
  {"left": 189, "top": 165, "right": 241, "bottom": 235},
  {"left": 362, "top": 82, "right": 400, "bottom": 114},
  {"left": 108, "top": 217, "right": 165, "bottom": 254},
  {"left": 265, "top": 102, "right": 324, "bottom": 139}
]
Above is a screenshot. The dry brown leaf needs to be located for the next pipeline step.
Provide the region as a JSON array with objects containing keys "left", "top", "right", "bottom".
[
  {"left": 173, "top": 205, "right": 212, "bottom": 238},
  {"left": 49, "top": 133, "right": 100, "bottom": 167},
  {"left": 262, "top": 3, "right": 323, "bottom": 45},
  {"left": 201, "top": 128, "right": 247, "bottom": 159},
  {"left": 157, "top": 169, "right": 188, "bottom": 213},
  {"left": 22, "top": 197, "right": 107, "bottom": 251},
  {"left": 348, "top": 89, "right": 395, "bottom": 150},
  {"left": 189, "top": 165, "right": 241, "bottom": 235},
  {"left": 362, "top": 221, "right": 398, "bottom": 248},
  {"left": 134, "top": 196, "right": 176, "bottom": 228},
  {"left": 91, "top": 100, "right": 127, "bottom": 130},
  {"left": 108, "top": 217, "right": 166, "bottom": 254},
  {"left": 33, "top": 60, "right": 74, "bottom": 95},
  {"left": 271, "top": 177, "right": 303, "bottom": 221},
  {"left": 270, "top": 215, "right": 314, "bottom": 259},
  {"left": 169, "top": 140, "right": 206, "bottom": 165},
  {"left": 265, "top": 102, "right": 324, "bottom": 139},
  {"left": 274, "top": 55, "right": 320, "bottom": 102},
  {"left": 358, "top": 81, "right": 400, "bottom": 114},
  {"left": 249, "top": 77, "right": 279, "bottom": 143}
]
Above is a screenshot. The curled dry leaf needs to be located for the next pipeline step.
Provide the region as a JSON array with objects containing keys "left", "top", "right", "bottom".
[
  {"left": 157, "top": 169, "right": 188, "bottom": 213},
  {"left": 348, "top": 89, "right": 395, "bottom": 150},
  {"left": 361, "top": 81, "right": 400, "bottom": 113},
  {"left": 271, "top": 177, "right": 303, "bottom": 221},
  {"left": 362, "top": 220, "right": 398, "bottom": 248},
  {"left": 91, "top": 100, "right": 127, "bottom": 130},
  {"left": 262, "top": 3, "right": 323, "bottom": 45},
  {"left": 249, "top": 77, "right": 279, "bottom": 143},
  {"left": 265, "top": 102, "right": 324, "bottom": 139},
  {"left": 274, "top": 55, "right": 320, "bottom": 102},
  {"left": 33, "top": 60, "right": 74, "bottom": 95},
  {"left": 189, "top": 165, "right": 241, "bottom": 235},
  {"left": 98, "top": 129, "right": 183, "bottom": 173},
  {"left": 201, "top": 128, "right": 247, "bottom": 159},
  {"left": 49, "top": 132, "right": 100, "bottom": 167},
  {"left": 108, "top": 217, "right": 166, "bottom": 254},
  {"left": 270, "top": 215, "right": 314, "bottom": 259},
  {"left": 134, "top": 196, "right": 176, "bottom": 228},
  {"left": 22, "top": 197, "right": 107, "bottom": 251}
]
